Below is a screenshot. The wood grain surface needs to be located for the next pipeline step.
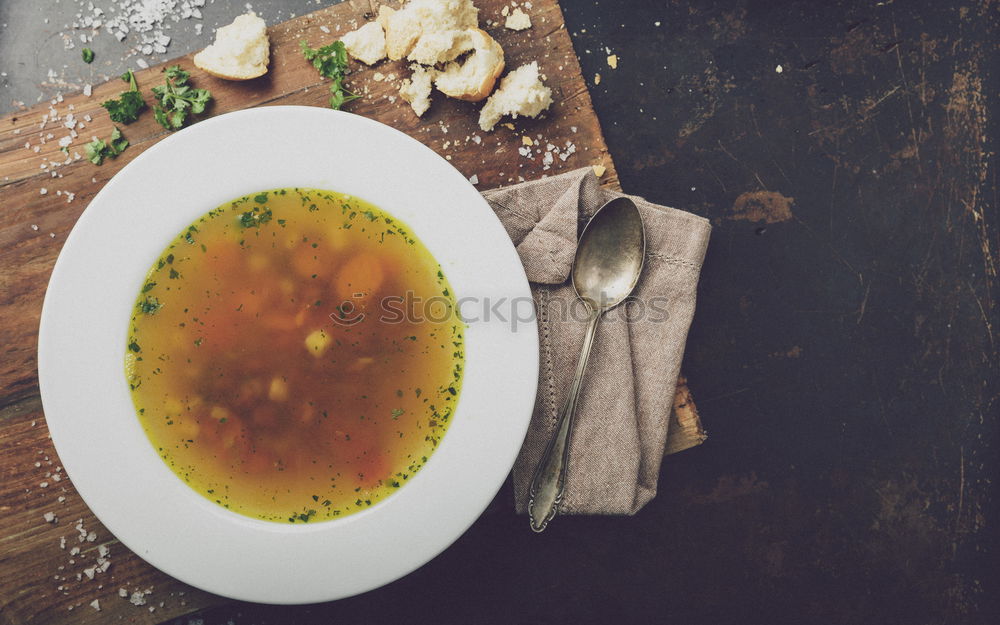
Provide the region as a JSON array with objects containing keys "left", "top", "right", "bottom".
[{"left": 0, "top": 1, "right": 705, "bottom": 623}]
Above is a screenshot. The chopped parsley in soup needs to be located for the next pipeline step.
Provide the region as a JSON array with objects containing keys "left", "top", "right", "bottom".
[{"left": 125, "top": 188, "right": 463, "bottom": 523}]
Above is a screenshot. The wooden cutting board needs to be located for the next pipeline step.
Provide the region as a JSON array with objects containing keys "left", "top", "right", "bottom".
[{"left": 0, "top": 1, "right": 706, "bottom": 622}]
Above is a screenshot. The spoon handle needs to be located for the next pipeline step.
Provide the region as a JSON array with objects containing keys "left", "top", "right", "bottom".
[{"left": 528, "top": 309, "right": 601, "bottom": 532}]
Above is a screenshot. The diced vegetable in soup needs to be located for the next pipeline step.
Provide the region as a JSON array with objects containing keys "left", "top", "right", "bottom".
[{"left": 125, "top": 188, "right": 463, "bottom": 523}]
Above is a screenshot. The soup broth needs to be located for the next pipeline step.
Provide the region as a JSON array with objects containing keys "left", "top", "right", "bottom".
[{"left": 126, "top": 188, "right": 463, "bottom": 523}]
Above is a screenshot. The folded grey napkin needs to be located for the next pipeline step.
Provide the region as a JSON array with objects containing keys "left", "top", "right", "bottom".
[{"left": 481, "top": 168, "right": 711, "bottom": 515}]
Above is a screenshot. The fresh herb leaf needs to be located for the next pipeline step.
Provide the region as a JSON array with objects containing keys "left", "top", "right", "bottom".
[
  {"left": 82, "top": 48, "right": 95, "bottom": 64},
  {"left": 151, "top": 65, "right": 212, "bottom": 131},
  {"left": 84, "top": 138, "right": 107, "bottom": 165},
  {"left": 101, "top": 70, "right": 147, "bottom": 124},
  {"left": 108, "top": 126, "right": 129, "bottom": 153},
  {"left": 299, "top": 40, "right": 359, "bottom": 110},
  {"left": 84, "top": 126, "right": 129, "bottom": 165}
]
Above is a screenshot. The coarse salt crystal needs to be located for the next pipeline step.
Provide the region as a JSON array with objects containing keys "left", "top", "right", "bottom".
[
  {"left": 469, "top": 174, "right": 479, "bottom": 185},
  {"left": 43, "top": 512, "right": 56, "bottom": 523},
  {"left": 90, "top": 599, "right": 100, "bottom": 611}
]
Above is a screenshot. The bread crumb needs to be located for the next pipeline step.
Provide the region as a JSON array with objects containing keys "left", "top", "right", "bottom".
[
  {"left": 505, "top": 8, "right": 531, "bottom": 30},
  {"left": 607, "top": 54, "right": 618, "bottom": 69},
  {"left": 594, "top": 72, "right": 601, "bottom": 85},
  {"left": 775, "top": 64, "right": 783, "bottom": 73},
  {"left": 399, "top": 64, "right": 436, "bottom": 117},
  {"left": 592, "top": 164, "right": 606, "bottom": 177},
  {"left": 522, "top": 136, "right": 533, "bottom": 146}
]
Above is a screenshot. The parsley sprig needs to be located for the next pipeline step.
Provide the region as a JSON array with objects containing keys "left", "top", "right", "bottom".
[
  {"left": 101, "top": 70, "right": 147, "bottom": 125},
  {"left": 300, "top": 40, "right": 359, "bottom": 110},
  {"left": 152, "top": 65, "right": 212, "bottom": 131},
  {"left": 84, "top": 127, "right": 129, "bottom": 165}
]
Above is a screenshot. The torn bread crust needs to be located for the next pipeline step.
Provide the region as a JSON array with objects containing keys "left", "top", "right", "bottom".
[{"left": 434, "top": 28, "right": 504, "bottom": 102}]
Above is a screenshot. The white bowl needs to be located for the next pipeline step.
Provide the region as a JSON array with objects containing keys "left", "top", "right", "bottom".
[{"left": 38, "top": 106, "right": 538, "bottom": 603}]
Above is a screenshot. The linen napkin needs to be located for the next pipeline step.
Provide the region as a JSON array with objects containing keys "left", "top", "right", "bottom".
[{"left": 481, "top": 168, "right": 711, "bottom": 515}]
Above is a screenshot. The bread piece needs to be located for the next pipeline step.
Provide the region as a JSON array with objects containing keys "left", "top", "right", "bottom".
[
  {"left": 504, "top": 8, "right": 531, "bottom": 30},
  {"left": 384, "top": 7, "right": 422, "bottom": 60},
  {"left": 408, "top": 29, "right": 473, "bottom": 66},
  {"left": 193, "top": 12, "right": 269, "bottom": 81},
  {"left": 341, "top": 21, "right": 387, "bottom": 65},
  {"left": 383, "top": 0, "right": 479, "bottom": 62},
  {"left": 376, "top": 5, "right": 396, "bottom": 30},
  {"left": 399, "top": 64, "right": 437, "bottom": 117},
  {"left": 478, "top": 61, "right": 553, "bottom": 131},
  {"left": 434, "top": 29, "right": 504, "bottom": 102},
  {"left": 408, "top": 0, "right": 478, "bottom": 31}
]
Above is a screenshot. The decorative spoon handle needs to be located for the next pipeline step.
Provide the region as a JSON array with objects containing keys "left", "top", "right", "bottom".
[{"left": 528, "top": 309, "right": 601, "bottom": 532}]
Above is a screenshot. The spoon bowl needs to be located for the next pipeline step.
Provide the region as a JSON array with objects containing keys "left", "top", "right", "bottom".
[{"left": 573, "top": 197, "right": 646, "bottom": 310}]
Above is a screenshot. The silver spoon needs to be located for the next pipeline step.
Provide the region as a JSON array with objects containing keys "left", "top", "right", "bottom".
[{"left": 527, "top": 196, "right": 646, "bottom": 532}]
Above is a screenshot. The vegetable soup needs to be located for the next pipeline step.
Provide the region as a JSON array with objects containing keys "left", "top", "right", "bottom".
[{"left": 125, "top": 188, "right": 463, "bottom": 523}]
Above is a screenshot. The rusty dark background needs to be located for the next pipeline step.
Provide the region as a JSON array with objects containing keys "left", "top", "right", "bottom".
[
  {"left": 187, "top": 1, "right": 999, "bottom": 624},
  {"left": 5, "top": 0, "right": 995, "bottom": 623},
  {"left": 182, "top": 1, "right": 997, "bottom": 623}
]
